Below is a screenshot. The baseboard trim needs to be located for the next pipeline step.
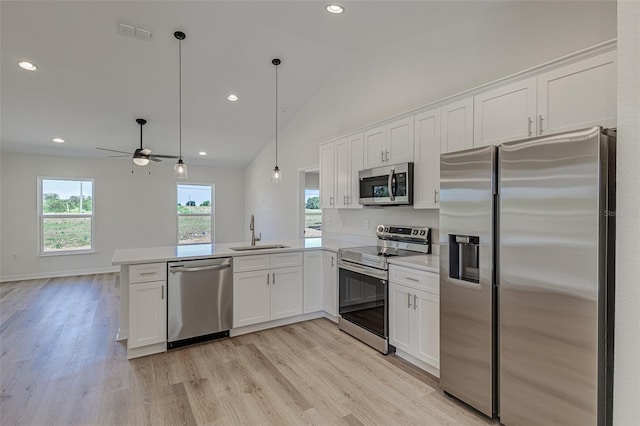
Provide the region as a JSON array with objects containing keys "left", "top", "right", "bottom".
[
  {"left": 0, "top": 266, "right": 120, "bottom": 283},
  {"left": 395, "top": 349, "right": 440, "bottom": 378},
  {"left": 229, "top": 311, "right": 325, "bottom": 337}
]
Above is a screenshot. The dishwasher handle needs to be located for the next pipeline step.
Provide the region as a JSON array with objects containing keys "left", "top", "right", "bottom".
[{"left": 169, "top": 264, "right": 231, "bottom": 273}]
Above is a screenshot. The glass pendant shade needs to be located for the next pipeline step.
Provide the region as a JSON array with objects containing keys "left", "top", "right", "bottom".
[
  {"left": 271, "top": 165, "right": 282, "bottom": 183},
  {"left": 174, "top": 159, "right": 188, "bottom": 179}
]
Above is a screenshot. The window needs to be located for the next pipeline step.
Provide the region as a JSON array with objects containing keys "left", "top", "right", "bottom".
[
  {"left": 304, "top": 188, "right": 321, "bottom": 238},
  {"left": 177, "top": 184, "right": 214, "bottom": 245},
  {"left": 38, "top": 178, "right": 94, "bottom": 255}
]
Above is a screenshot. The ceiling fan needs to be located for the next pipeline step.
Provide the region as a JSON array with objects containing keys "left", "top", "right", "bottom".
[{"left": 97, "top": 118, "right": 178, "bottom": 165}]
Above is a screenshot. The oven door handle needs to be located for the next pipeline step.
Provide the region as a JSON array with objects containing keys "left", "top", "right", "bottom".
[
  {"left": 338, "top": 260, "right": 388, "bottom": 281},
  {"left": 388, "top": 168, "right": 396, "bottom": 202}
]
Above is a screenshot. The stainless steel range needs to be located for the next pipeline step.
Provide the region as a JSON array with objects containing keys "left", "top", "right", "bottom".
[{"left": 338, "top": 225, "right": 431, "bottom": 354}]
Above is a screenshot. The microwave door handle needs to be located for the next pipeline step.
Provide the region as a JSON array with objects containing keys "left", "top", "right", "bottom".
[{"left": 388, "top": 168, "right": 396, "bottom": 201}]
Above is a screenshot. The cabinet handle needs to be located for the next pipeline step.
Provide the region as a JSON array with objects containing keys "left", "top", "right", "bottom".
[
  {"left": 406, "top": 277, "right": 419, "bottom": 282},
  {"left": 528, "top": 116, "right": 533, "bottom": 136},
  {"left": 330, "top": 196, "right": 334, "bottom": 206},
  {"left": 413, "top": 294, "right": 418, "bottom": 310},
  {"left": 272, "top": 272, "right": 276, "bottom": 285},
  {"left": 381, "top": 150, "right": 385, "bottom": 163},
  {"left": 539, "top": 115, "right": 544, "bottom": 134},
  {"left": 331, "top": 256, "right": 335, "bottom": 267},
  {"left": 407, "top": 293, "right": 412, "bottom": 308},
  {"left": 139, "top": 271, "right": 156, "bottom": 276},
  {"left": 434, "top": 190, "right": 439, "bottom": 204},
  {"left": 267, "top": 273, "right": 270, "bottom": 286},
  {"left": 161, "top": 285, "right": 164, "bottom": 300},
  {"left": 385, "top": 150, "right": 389, "bottom": 162}
]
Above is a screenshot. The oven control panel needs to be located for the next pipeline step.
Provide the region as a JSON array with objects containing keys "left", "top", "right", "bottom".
[{"left": 376, "top": 224, "right": 430, "bottom": 242}]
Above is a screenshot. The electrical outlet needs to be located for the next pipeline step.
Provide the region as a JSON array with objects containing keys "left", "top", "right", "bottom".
[{"left": 364, "top": 219, "right": 369, "bottom": 229}]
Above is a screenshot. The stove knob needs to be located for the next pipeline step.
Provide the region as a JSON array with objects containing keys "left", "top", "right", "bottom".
[
  {"left": 420, "top": 230, "right": 426, "bottom": 236},
  {"left": 384, "top": 227, "right": 389, "bottom": 233},
  {"left": 412, "top": 229, "right": 418, "bottom": 235},
  {"left": 377, "top": 225, "right": 384, "bottom": 233}
]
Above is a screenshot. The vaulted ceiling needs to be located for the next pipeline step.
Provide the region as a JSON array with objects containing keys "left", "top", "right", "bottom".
[{"left": 1, "top": 1, "right": 512, "bottom": 167}]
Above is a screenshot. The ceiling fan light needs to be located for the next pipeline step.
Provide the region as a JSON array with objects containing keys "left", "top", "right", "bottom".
[
  {"left": 133, "top": 156, "right": 149, "bottom": 166},
  {"left": 174, "top": 159, "right": 188, "bottom": 179}
]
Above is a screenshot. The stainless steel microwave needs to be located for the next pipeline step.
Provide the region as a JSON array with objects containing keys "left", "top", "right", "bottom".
[{"left": 359, "top": 162, "right": 414, "bottom": 206}]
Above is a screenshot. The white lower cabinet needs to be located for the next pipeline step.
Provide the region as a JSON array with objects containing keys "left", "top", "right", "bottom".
[
  {"left": 233, "top": 252, "right": 303, "bottom": 328},
  {"left": 389, "top": 265, "right": 439, "bottom": 373},
  {"left": 303, "top": 251, "right": 324, "bottom": 313},
  {"left": 128, "top": 262, "right": 168, "bottom": 353},
  {"left": 322, "top": 251, "right": 338, "bottom": 316}
]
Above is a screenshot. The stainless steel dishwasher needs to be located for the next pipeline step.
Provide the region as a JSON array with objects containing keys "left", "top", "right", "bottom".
[{"left": 167, "top": 257, "right": 233, "bottom": 349}]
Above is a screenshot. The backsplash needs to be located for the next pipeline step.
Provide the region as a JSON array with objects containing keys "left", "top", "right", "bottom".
[{"left": 322, "top": 207, "right": 440, "bottom": 246}]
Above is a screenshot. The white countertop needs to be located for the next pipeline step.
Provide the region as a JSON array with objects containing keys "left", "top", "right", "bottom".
[
  {"left": 112, "top": 238, "right": 366, "bottom": 265},
  {"left": 387, "top": 254, "right": 440, "bottom": 274}
]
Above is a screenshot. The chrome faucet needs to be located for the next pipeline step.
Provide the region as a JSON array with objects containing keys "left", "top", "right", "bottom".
[{"left": 250, "top": 214, "right": 261, "bottom": 246}]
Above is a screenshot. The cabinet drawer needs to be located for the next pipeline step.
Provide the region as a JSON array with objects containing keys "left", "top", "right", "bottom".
[
  {"left": 390, "top": 265, "right": 439, "bottom": 294},
  {"left": 234, "top": 254, "right": 271, "bottom": 273},
  {"left": 129, "top": 263, "right": 167, "bottom": 284},
  {"left": 271, "top": 252, "right": 303, "bottom": 269}
]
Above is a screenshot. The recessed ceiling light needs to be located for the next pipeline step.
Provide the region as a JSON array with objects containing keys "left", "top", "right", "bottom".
[
  {"left": 18, "top": 60, "right": 37, "bottom": 71},
  {"left": 52, "top": 138, "right": 65, "bottom": 143},
  {"left": 227, "top": 94, "right": 239, "bottom": 102},
  {"left": 198, "top": 151, "right": 207, "bottom": 156},
  {"left": 326, "top": 4, "right": 344, "bottom": 14}
]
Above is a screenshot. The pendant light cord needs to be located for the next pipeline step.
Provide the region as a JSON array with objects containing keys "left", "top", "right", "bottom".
[
  {"left": 275, "top": 61, "right": 278, "bottom": 167},
  {"left": 178, "top": 37, "right": 182, "bottom": 161}
]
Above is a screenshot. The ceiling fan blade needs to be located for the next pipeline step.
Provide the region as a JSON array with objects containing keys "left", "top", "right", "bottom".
[
  {"left": 140, "top": 148, "right": 152, "bottom": 156},
  {"left": 149, "top": 157, "right": 162, "bottom": 162},
  {"left": 97, "top": 147, "right": 133, "bottom": 155},
  {"left": 108, "top": 155, "right": 131, "bottom": 158},
  {"left": 150, "top": 154, "right": 179, "bottom": 159}
]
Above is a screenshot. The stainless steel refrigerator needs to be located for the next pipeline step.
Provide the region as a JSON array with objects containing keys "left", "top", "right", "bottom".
[{"left": 439, "top": 127, "right": 615, "bottom": 425}]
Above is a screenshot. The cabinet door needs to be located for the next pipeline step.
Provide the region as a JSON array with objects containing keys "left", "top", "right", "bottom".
[
  {"left": 387, "top": 116, "right": 414, "bottom": 164},
  {"left": 303, "top": 251, "right": 324, "bottom": 313},
  {"left": 129, "top": 281, "right": 166, "bottom": 349},
  {"left": 233, "top": 270, "right": 270, "bottom": 328},
  {"left": 334, "top": 138, "right": 350, "bottom": 208},
  {"left": 389, "top": 283, "right": 411, "bottom": 353},
  {"left": 271, "top": 266, "right": 303, "bottom": 320},
  {"left": 537, "top": 51, "right": 616, "bottom": 135},
  {"left": 413, "top": 289, "right": 440, "bottom": 368},
  {"left": 347, "top": 133, "right": 364, "bottom": 209},
  {"left": 474, "top": 77, "right": 537, "bottom": 147},
  {"left": 363, "top": 125, "right": 386, "bottom": 169},
  {"left": 441, "top": 97, "right": 474, "bottom": 153},
  {"left": 322, "top": 251, "right": 338, "bottom": 316},
  {"left": 319, "top": 142, "right": 336, "bottom": 208},
  {"left": 413, "top": 108, "right": 441, "bottom": 209}
]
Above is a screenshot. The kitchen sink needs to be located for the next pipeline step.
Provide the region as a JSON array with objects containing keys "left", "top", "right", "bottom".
[{"left": 230, "top": 244, "right": 289, "bottom": 251}]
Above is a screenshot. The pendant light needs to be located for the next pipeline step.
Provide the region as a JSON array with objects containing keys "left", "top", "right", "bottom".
[
  {"left": 173, "top": 31, "right": 188, "bottom": 179},
  {"left": 271, "top": 58, "right": 282, "bottom": 183}
]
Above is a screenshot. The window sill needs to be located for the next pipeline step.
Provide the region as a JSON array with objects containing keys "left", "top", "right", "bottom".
[{"left": 39, "top": 249, "right": 96, "bottom": 257}]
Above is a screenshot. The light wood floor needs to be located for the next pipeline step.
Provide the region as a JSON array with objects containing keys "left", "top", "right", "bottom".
[{"left": 0, "top": 273, "right": 496, "bottom": 425}]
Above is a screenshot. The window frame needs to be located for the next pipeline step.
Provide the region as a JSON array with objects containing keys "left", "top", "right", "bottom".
[
  {"left": 37, "top": 177, "right": 95, "bottom": 256},
  {"left": 176, "top": 183, "right": 214, "bottom": 245}
]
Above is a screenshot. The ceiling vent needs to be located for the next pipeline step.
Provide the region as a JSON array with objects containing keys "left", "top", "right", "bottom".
[{"left": 116, "top": 22, "right": 152, "bottom": 41}]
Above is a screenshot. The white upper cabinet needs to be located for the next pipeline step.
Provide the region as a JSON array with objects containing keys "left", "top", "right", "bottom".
[
  {"left": 441, "top": 97, "right": 474, "bottom": 154},
  {"left": 413, "top": 108, "right": 441, "bottom": 209},
  {"left": 363, "top": 125, "right": 386, "bottom": 168},
  {"left": 473, "top": 77, "right": 537, "bottom": 147},
  {"left": 386, "top": 116, "right": 414, "bottom": 165},
  {"left": 319, "top": 142, "right": 335, "bottom": 208},
  {"left": 335, "top": 133, "right": 364, "bottom": 209},
  {"left": 363, "top": 117, "right": 414, "bottom": 168},
  {"left": 537, "top": 51, "right": 616, "bottom": 135}
]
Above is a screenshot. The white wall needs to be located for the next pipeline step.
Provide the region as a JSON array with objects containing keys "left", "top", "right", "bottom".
[
  {"left": 0, "top": 153, "right": 245, "bottom": 280},
  {"left": 244, "top": 1, "right": 616, "bottom": 243},
  {"left": 614, "top": 2, "right": 640, "bottom": 423}
]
